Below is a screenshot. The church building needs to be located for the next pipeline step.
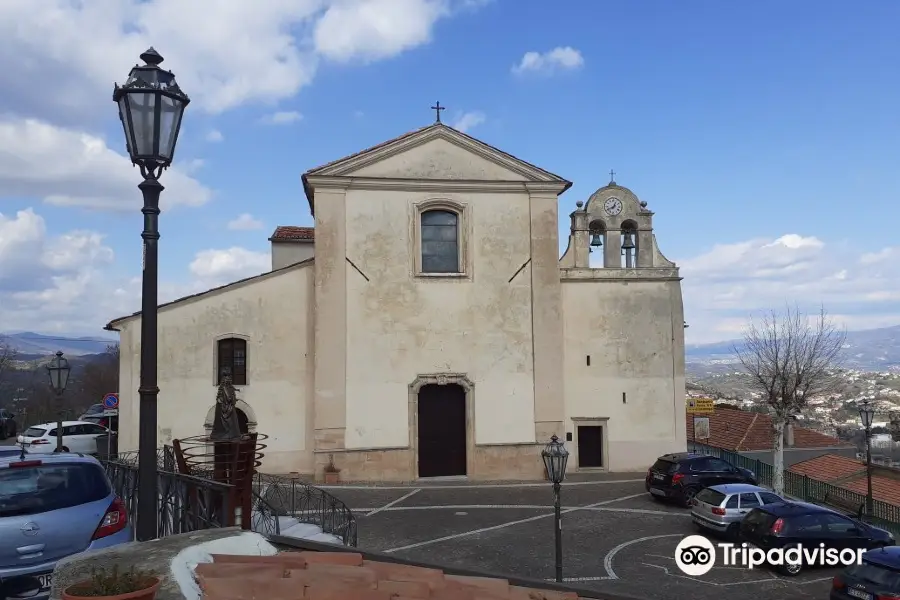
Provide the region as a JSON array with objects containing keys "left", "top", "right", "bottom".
[{"left": 105, "top": 120, "right": 687, "bottom": 481}]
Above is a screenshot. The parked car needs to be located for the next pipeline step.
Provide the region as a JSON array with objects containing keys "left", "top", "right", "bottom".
[
  {"left": 645, "top": 453, "right": 758, "bottom": 507},
  {"left": 0, "top": 453, "right": 131, "bottom": 599},
  {"left": 78, "top": 404, "right": 105, "bottom": 421},
  {"left": 16, "top": 421, "right": 111, "bottom": 455},
  {"left": 691, "top": 483, "right": 784, "bottom": 539},
  {"left": 81, "top": 412, "right": 118, "bottom": 432},
  {"left": 739, "top": 500, "right": 894, "bottom": 576},
  {"left": 832, "top": 546, "right": 900, "bottom": 600},
  {"left": 0, "top": 408, "right": 17, "bottom": 440}
]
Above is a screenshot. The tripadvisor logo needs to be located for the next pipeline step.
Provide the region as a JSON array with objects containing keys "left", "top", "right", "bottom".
[{"left": 674, "top": 535, "right": 864, "bottom": 576}]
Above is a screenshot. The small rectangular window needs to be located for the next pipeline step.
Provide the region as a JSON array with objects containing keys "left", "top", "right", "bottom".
[
  {"left": 420, "top": 209, "right": 460, "bottom": 274},
  {"left": 217, "top": 338, "right": 248, "bottom": 386}
]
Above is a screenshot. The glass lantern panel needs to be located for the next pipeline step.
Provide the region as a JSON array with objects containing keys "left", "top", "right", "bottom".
[
  {"left": 128, "top": 92, "right": 157, "bottom": 158},
  {"left": 117, "top": 97, "right": 134, "bottom": 156},
  {"left": 158, "top": 95, "right": 184, "bottom": 161}
]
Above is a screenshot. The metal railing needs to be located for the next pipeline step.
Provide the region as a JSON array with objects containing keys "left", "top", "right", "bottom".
[
  {"left": 105, "top": 446, "right": 357, "bottom": 546},
  {"left": 251, "top": 472, "right": 358, "bottom": 546},
  {"left": 103, "top": 453, "right": 233, "bottom": 540},
  {"left": 688, "top": 441, "right": 900, "bottom": 535}
]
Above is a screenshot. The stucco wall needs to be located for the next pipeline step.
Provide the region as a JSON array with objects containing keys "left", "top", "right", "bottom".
[
  {"left": 342, "top": 187, "right": 537, "bottom": 449},
  {"left": 115, "top": 263, "right": 315, "bottom": 474},
  {"left": 562, "top": 277, "right": 686, "bottom": 471},
  {"left": 271, "top": 242, "right": 314, "bottom": 270}
]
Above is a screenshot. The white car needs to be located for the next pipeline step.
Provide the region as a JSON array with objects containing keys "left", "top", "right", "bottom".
[{"left": 16, "top": 420, "right": 111, "bottom": 454}]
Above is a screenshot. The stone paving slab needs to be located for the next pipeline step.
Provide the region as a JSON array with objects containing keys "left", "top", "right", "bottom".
[{"left": 325, "top": 480, "right": 841, "bottom": 600}]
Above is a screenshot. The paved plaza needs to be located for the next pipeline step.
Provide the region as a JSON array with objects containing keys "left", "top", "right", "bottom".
[{"left": 322, "top": 475, "right": 839, "bottom": 600}]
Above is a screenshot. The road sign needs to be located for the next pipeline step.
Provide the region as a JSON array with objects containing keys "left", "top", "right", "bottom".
[
  {"left": 102, "top": 393, "right": 119, "bottom": 410},
  {"left": 687, "top": 398, "right": 714, "bottom": 414},
  {"left": 693, "top": 416, "right": 710, "bottom": 440}
]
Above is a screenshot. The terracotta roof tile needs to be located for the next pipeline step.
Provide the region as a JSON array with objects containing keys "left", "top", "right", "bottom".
[
  {"left": 196, "top": 551, "right": 589, "bottom": 600},
  {"left": 787, "top": 454, "right": 900, "bottom": 507},
  {"left": 270, "top": 226, "right": 315, "bottom": 242},
  {"left": 686, "top": 408, "right": 850, "bottom": 451}
]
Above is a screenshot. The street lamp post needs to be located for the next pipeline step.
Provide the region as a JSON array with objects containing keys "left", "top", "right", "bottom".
[
  {"left": 46, "top": 351, "right": 70, "bottom": 453},
  {"left": 114, "top": 47, "right": 190, "bottom": 542},
  {"left": 858, "top": 399, "right": 875, "bottom": 516},
  {"left": 542, "top": 435, "right": 569, "bottom": 583}
]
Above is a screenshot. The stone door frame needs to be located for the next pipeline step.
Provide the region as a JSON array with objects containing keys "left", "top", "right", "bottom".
[{"left": 408, "top": 373, "right": 476, "bottom": 479}]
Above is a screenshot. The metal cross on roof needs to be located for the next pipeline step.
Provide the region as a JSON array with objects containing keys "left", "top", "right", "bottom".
[
  {"left": 431, "top": 101, "right": 445, "bottom": 123},
  {"left": 609, "top": 169, "right": 616, "bottom": 184}
]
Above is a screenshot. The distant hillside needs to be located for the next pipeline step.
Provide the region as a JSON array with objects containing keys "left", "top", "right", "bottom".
[
  {"left": 0, "top": 331, "right": 116, "bottom": 357},
  {"left": 687, "top": 324, "right": 900, "bottom": 375}
]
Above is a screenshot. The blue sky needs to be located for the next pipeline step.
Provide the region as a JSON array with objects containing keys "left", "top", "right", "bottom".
[{"left": 1, "top": 0, "right": 899, "bottom": 343}]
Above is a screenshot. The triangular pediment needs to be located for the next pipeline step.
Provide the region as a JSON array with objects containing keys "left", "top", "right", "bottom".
[{"left": 304, "top": 124, "right": 570, "bottom": 184}]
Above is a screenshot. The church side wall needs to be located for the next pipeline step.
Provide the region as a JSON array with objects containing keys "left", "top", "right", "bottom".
[
  {"left": 562, "top": 278, "right": 687, "bottom": 472},
  {"left": 335, "top": 187, "right": 539, "bottom": 479},
  {"left": 114, "top": 266, "right": 315, "bottom": 474}
]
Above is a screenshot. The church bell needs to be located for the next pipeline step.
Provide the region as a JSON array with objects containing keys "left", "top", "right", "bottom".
[
  {"left": 590, "top": 232, "right": 603, "bottom": 247},
  {"left": 621, "top": 232, "right": 636, "bottom": 252}
]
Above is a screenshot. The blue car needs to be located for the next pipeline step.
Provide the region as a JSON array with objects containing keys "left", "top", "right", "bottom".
[
  {"left": 832, "top": 546, "right": 900, "bottom": 600},
  {"left": 0, "top": 452, "right": 133, "bottom": 599}
]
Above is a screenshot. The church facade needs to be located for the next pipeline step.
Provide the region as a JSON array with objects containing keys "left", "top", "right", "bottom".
[{"left": 106, "top": 123, "right": 687, "bottom": 481}]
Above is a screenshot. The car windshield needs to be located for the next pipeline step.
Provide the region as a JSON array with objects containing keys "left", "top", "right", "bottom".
[
  {"left": 696, "top": 488, "right": 726, "bottom": 506},
  {"left": 0, "top": 462, "right": 111, "bottom": 517},
  {"left": 22, "top": 427, "right": 46, "bottom": 437},
  {"left": 651, "top": 459, "right": 678, "bottom": 474},
  {"left": 845, "top": 562, "right": 900, "bottom": 589},
  {"left": 743, "top": 508, "right": 775, "bottom": 527}
]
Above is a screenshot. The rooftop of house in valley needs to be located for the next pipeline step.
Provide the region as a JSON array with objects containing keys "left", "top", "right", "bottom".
[
  {"left": 789, "top": 453, "right": 900, "bottom": 506},
  {"left": 686, "top": 408, "right": 853, "bottom": 452}
]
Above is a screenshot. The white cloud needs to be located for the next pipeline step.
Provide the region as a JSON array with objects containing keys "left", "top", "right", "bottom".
[
  {"left": 668, "top": 234, "right": 900, "bottom": 343},
  {"left": 0, "top": 118, "right": 212, "bottom": 212},
  {"left": 260, "top": 111, "right": 303, "bottom": 125},
  {"left": 189, "top": 247, "right": 270, "bottom": 284},
  {"left": 0, "top": 0, "right": 480, "bottom": 122},
  {"left": 512, "top": 46, "right": 584, "bottom": 75},
  {"left": 452, "top": 111, "right": 486, "bottom": 133},
  {"left": 206, "top": 129, "right": 224, "bottom": 143},
  {"left": 227, "top": 214, "right": 264, "bottom": 231}
]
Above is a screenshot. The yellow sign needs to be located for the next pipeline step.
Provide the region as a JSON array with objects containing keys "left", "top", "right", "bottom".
[{"left": 687, "top": 398, "right": 715, "bottom": 414}]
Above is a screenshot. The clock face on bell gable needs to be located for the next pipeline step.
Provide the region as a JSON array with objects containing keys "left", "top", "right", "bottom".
[{"left": 604, "top": 197, "right": 623, "bottom": 216}]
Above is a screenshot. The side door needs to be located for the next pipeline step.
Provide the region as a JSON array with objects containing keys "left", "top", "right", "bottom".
[
  {"left": 784, "top": 513, "right": 828, "bottom": 549},
  {"left": 83, "top": 424, "right": 109, "bottom": 454},
  {"left": 820, "top": 513, "right": 870, "bottom": 551},
  {"left": 759, "top": 491, "right": 784, "bottom": 506},
  {"left": 62, "top": 424, "right": 86, "bottom": 452},
  {"left": 688, "top": 458, "right": 716, "bottom": 488},
  {"left": 738, "top": 492, "right": 762, "bottom": 520},
  {"left": 704, "top": 458, "right": 736, "bottom": 487}
]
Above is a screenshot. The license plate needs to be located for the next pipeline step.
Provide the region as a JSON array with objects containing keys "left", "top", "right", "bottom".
[
  {"left": 650, "top": 488, "right": 665, "bottom": 496},
  {"left": 38, "top": 574, "right": 52, "bottom": 590},
  {"left": 653, "top": 473, "right": 664, "bottom": 480},
  {"left": 847, "top": 588, "right": 871, "bottom": 600}
]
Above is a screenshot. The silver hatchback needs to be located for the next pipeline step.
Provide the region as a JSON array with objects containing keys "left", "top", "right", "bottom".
[{"left": 691, "top": 483, "right": 784, "bottom": 539}]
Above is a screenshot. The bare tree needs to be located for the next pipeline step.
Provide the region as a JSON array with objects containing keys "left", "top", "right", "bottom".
[
  {"left": 734, "top": 306, "right": 845, "bottom": 496},
  {"left": 0, "top": 339, "right": 17, "bottom": 382},
  {"left": 80, "top": 343, "right": 120, "bottom": 405}
]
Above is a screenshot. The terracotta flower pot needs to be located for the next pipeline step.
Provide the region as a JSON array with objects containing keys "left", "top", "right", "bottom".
[
  {"left": 62, "top": 577, "right": 161, "bottom": 600},
  {"left": 324, "top": 471, "right": 340, "bottom": 484}
]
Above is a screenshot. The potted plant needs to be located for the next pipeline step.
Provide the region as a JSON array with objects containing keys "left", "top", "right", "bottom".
[
  {"left": 62, "top": 566, "right": 160, "bottom": 600},
  {"left": 323, "top": 454, "right": 341, "bottom": 484}
]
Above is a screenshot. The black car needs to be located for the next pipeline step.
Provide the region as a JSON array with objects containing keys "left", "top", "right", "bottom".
[
  {"left": 0, "top": 408, "right": 16, "bottom": 440},
  {"left": 740, "top": 501, "right": 894, "bottom": 576},
  {"left": 645, "top": 453, "right": 758, "bottom": 507},
  {"left": 832, "top": 546, "right": 900, "bottom": 600}
]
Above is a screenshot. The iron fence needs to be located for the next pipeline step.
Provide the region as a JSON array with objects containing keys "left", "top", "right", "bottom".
[
  {"left": 688, "top": 441, "right": 900, "bottom": 535},
  {"left": 104, "top": 446, "right": 357, "bottom": 546},
  {"left": 252, "top": 472, "right": 358, "bottom": 546},
  {"left": 103, "top": 453, "right": 233, "bottom": 540}
]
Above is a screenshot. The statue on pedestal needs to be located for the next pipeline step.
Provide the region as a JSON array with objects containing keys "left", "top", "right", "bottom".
[{"left": 210, "top": 375, "right": 242, "bottom": 441}]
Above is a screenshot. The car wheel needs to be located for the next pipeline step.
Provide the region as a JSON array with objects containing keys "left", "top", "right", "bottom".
[
  {"left": 779, "top": 561, "right": 803, "bottom": 576},
  {"left": 681, "top": 487, "right": 700, "bottom": 507},
  {"left": 61, "top": 446, "right": 70, "bottom": 453},
  {"left": 0, "top": 425, "right": 6, "bottom": 441}
]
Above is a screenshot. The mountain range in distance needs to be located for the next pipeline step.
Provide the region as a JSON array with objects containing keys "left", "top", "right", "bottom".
[
  {"left": 3, "top": 325, "right": 900, "bottom": 373},
  {"left": 686, "top": 324, "right": 900, "bottom": 374},
  {"left": 0, "top": 331, "right": 116, "bottom": 358}
]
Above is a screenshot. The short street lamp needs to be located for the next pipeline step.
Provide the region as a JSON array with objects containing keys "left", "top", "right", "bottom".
[
  {"left": 46, "top": 351, "right": 70, "bottom": 453},
  {"left": 114, "top": 47, "right": 190, "bottom": 542},
  {"left": 542, "top": 435, "right": 569, "bottom": 582},
  {"left": 858, "top": 399, "right": 876, "bottom": 516}
]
